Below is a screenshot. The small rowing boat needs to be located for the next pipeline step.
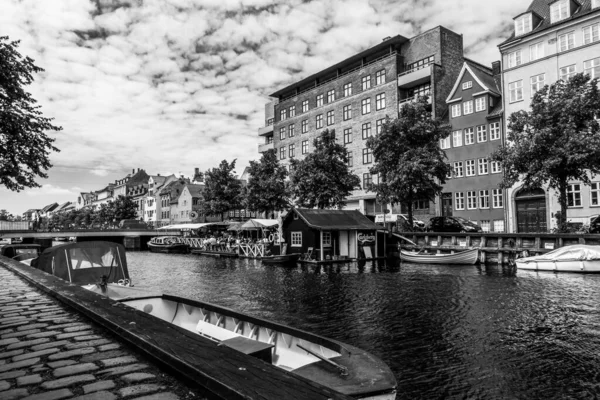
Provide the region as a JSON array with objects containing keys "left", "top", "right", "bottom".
[
  {"left": 515, "top": 244, "right": 600, "bottom": 273},
  {"left": 147, "top": 236, "right": 189, "bottom": 254},
  {"left": 261, "top": 253, "right": 301, "bottom": 265},
  {"left": 400, "top": 248, "right": 479, "bottom": 265}
]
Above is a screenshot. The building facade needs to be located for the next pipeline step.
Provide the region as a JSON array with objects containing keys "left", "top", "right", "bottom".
[{"left": 500, "top": 0, "right": 600, "bottom": 232}]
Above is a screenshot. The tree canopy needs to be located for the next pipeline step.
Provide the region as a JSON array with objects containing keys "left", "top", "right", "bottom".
[
  {"left": 201, "top": 159, "right": 243, "bottom": 220},
  {"left": 491, "top": 73, "right": 600, "bottom": 229},
  {"left": 366, "top": 96, "right": 452, "bottom": 227},
  {"left": 245, "top": 149, "right": 289, "bottom": 216},
  {"left": 289, "top": 130, "right": 360, "bottom": 209},
  {"left": 0, "top": 36, "right": 61, "bottom": 191}
]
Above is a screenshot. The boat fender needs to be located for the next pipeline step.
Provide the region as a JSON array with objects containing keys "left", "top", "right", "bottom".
[{"left": 118, "top": 278, "right": 131, "bottom": 287}]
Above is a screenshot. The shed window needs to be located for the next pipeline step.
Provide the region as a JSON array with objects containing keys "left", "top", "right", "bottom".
[
  {"left": 291, "top": 232, "right": 302, "bottom": 247},
  {"left": 322, "top": 231, "right": 332, "bottom": 246}
]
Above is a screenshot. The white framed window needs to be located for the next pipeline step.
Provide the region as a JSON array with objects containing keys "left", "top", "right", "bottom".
[
  {"left": 560, "top": 64, "right": 577, "bottom": 80},
  {"left": 491, "top": 161, "right": 502, "bottom": 174},
  {"left": 509, "top": 80, "right": 523, "bottom": 102},
  {"left": 467, "top": 191, "right": 477, "bottom": 210},
  {"left": 316, "top": 94, "right": 324, "bottom": 107},
  {"left": 478, "top": 158, "right": 488, "bottom": 175},
  {"left": 454, "top": 161, "right": 464, "bottom": 177},
  {"left": 508, "top": 50, "right": 522, "bottom": 68},
  {"left": 291, "top": 232, "right": 302, "bottom": 247},
  {"left": 463, "top": 100, "right": 473, "bottom": 115},
  {"left": 492, "top": 189, "right": 503, "bottom": 208},
  {"left": 440, "top": 136, "right": 451, "bottom": 149},
  {"left": 551, "top": 0, "right": 569, "bottom": 24},
  {"left": 591, "top": 182, "right": 600, "bottom": 206},
  {"left": 464, "top": 127, "right": 475, "bottom": 145},
  {"left": 530, "top": 42, "right": 544, "bottom": 61},
  {"left": 558, "top": 32, "right": 575, "bottom": 52},
  {"left": 462, "top": 81, "right": 473, "bottom": 90},
  {"left": 493, "top": 220, "right": 505, "bottom": 232},
  {"left": 489, "top": 122, "right": 501, "bottom": 140},
  {"left": 327, "top": 89, "right": 335, "bottom": 103},
  {"left": 302, "top": 100, "right": 309, "bottom": 113},
  {"left": 466, "top": 160, "right": 475, "bottom": 176},
  {"left": 376, "top": 69, "right": 386, "bottom": 85},
  {"left": 475, "top": 97, "right": 486, "bottom": 112},
  {"left": 584, "top": 57, "right": 600, "bottom": 79},
  {"left": 479, "top": 190, "right": 490, "bottom": 209},
  {"left": 322, "top": 231, "right": 332, "bottom": 246},
  {"left": 451, "top": 103, "right": 462, "bottom": 118},
  {"left": 480, "top": 220, "right": 491, "bottom": 232},
  {"left": 452, "top": 130, "right": 463, "bottom": 147},
  {"left": 477, "top": 125, "right": 487, "bottom": 142},
  {"left": 568, "top": 183, "right": 582, "bottom": 207},
  {"left": 515, "top": 14, "right": 532, "bottom": 36},
  {"left": 343, "top": 83, "right": 352, "bottom": 97},
  {"left": 530, "top": 73, "right": 546, "bottom": 95},
  {"left": 583, "top": 23, "right": 600, "bottom": 45},
  {"left": 455, "top": 192, "right": 465, "bottom": 210}
]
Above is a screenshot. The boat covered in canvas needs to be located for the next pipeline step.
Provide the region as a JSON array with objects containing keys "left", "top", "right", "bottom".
[
  {"left": 1, "top": 244, "right": 42, "bottom": 265},
  {"left": 147, "top": 236, "right": 189, "bottom": 253},
  {"left": 27, "top": 241, "right": 397, "bottom": 399},
  {"left": 515, "top": 244, "right": 600, "bottom": 273},
  {"left": 400, "top": 248, "right": 479, "bottom": 265}
]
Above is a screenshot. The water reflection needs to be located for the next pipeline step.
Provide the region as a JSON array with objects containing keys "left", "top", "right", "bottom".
[{"left": 127, "top": 252, "right": 600, "bottom": 400}]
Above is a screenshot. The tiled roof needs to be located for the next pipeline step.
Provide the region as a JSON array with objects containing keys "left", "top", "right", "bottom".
[
  {"left": 464, "top": 59, "right": 501, "bottom": 96},
  {"left": 186, "top": 184, "right": 204, "bottom": 198},
  {"left": 291, "top": 208, "right": 381, "bottom": 231},
  {"left": 41, "top": 203, "right": 58, "bottom": 213},
  {"left": 487, "top": 103, "right": 504, "bottom": 119}
]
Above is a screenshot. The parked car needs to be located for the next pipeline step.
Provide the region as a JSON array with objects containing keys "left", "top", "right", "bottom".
[
  {"left": 118, "top": 219, "right": 149, "bottom": 230},
  {"left": 426, "top": 216, "right": 482, "bottom": 233},
  {"left": 589, "top": 215, "right": 600, "bottom": 233},
  {"left": 398, "top": 214, "right": 426, "bottom": 230}
]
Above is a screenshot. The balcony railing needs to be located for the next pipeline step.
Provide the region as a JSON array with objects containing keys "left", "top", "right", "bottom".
[
  {"left": 397, "top": 63, "right": 435, "bottom": 89},
  {"left": 258, "top": 142, "right": 274, "bottom": 153},
  {"left": 258, "top": 124, "right": 274, "bottom": 136}
]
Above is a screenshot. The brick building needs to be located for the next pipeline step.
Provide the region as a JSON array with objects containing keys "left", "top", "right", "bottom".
[{"left": 258, "top": 26, "right": 466, "bottom": 218}]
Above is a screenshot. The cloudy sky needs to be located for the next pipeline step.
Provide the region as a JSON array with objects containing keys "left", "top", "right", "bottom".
[{"left": 1, "top": 0, "right": 524, "bottom": 215}]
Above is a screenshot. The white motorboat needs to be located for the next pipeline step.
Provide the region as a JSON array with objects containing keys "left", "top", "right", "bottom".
[{"left": 515, "top": 245, "right": 600, "bottom": 273}]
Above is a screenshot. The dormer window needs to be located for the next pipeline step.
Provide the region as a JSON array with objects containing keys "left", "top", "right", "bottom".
[
  {"left": 515, "top": 13, "right": 532, "bottom": 36},
  {"left": 550, "top": 0, "right": 570, "bottom": 23}
]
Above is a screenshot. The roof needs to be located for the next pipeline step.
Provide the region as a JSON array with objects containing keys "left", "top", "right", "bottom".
[
  {"left": 290, "top": 209, "right": 381, "bottom": 231},
  {"left": 487, "top": 103, "right": 504, "bottom": 119},
  {"left": 185, "top": 184, "right": 204, "bottom": 198},
  {"left": 41, "top": 203, "right": 58, "bottom": 213},
  {"left": 446, "top": 61, "right": 501, "bottom": 103},
  {"left": 54, "top": 202, "right": 72, "bottom": 212},
  {"left": 501, "top": 0, "right": 598, "bottom": 46}
]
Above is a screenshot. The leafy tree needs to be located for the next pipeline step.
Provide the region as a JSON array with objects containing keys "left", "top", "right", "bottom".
[
  {"left": 245, "top": 149, "right": 289, "bottom": 217},
  {"left": 0, "top": 209, "right": 11, "bottom": 221},
  {"left": 289, "top": 130, "right": 360, "bottom": 209},
  {"left": 0, "top": 36, "right": 61, "bottom": 191},
  {"left": 366, "top": 97, "right": 452, "bottom": 227},
  {"left": 491, "top": 73, "right": 600, "bottom": 230},
  {"left": 112, "top": 195, "right": 138, "bottom": 223},
  {"left": 201, "top": 159, "right": 242, "bottom": 221}
]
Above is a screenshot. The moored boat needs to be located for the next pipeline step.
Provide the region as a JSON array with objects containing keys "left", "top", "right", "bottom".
[
  {"left": 261, "top": 253, "right": 301, "bottom": 265},
  {"left": 148, "top": 236, "right": 189, "bottom": 253},
  {"left": 515, "top": 244, "right": 600, "bottom": 273},
  {"left": 0, "top": 244, "right": 41, "bottom": 266},
  {"left": 400, "top": 248, "right": 479, "bottom": 265}
]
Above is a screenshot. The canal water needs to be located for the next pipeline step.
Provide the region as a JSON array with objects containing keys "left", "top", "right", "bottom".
[{"left": 126, "top": 252, "right": 600, "bottom": 400}]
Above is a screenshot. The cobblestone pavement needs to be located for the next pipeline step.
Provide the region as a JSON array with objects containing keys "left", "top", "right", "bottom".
[{"left": 0, "top": 266, "right": 209, "bottom": 400}]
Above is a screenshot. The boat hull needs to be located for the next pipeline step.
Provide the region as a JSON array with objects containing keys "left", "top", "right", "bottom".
[
  {"left": 515, "top": 245, "right": 600, "bottom": 273},
  {"left": 262, "top": 253, "right": 301, "bottom": 265},
  {"left": 400, "top": 249, "right": 479, "bottom": 265},
  {"left": 516, "top": 260, "right": 600, "bottom": 272},
  {"left": 148, "top": 243, "right": 189, "bottom": 254}
]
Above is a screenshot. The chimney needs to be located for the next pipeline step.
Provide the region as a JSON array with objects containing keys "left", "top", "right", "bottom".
[
  {"left": 195, "top": 167, "right": 199, "bottom": 175},
  {"left": 157, "top": 173, "right": 160, "bottom": 176},
  {"left": 137, "top": 168, "right": 140, "bottom": 172},
  {"left": 492, "top": 60, "right": 501, "bottom": 76},
  {"left": 132, "top": 169, "right": 135, "bottom": 174}
]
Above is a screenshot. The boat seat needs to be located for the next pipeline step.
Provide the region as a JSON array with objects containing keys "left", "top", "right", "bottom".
[{"left": 196, "top": 320, "right": 241, "bottom": 342}]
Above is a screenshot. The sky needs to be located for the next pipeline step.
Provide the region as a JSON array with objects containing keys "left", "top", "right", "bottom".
[{"left": 1, "top": 0, "right": 525, "bottom": 215}]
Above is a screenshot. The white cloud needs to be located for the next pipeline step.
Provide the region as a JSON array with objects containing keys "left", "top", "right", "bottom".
[{"left": 25, "top": 184, "right": 78, "bottom": 197}]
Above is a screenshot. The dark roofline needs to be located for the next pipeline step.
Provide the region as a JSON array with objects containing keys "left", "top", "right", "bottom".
[
  {"left": 291, "top": 208, "right": 381, "bottom": 231},
  {"left": 464, "top": 58, "right": 493, "bottom": 74},
  {"left": 513, "top": 10, "right": 543, "bottom": 20}
]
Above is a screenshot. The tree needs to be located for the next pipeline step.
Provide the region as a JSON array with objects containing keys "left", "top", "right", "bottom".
[
  {"left": 491, "top": 73, "right": 600, "bottom": 230},
  {"left": 289, "top": 130, "right": 360, "bottom": 209},
  {"left": 0, "top": 37, "right": 61, "bottom": 191},
  {"left": 245, "top": 149, "right": 289, "bottom": 217},
  {"left": 112, "top": 195, "right": 138, "bottom": 223},
  {"left": 201, "top": 160, "right": 242, "bottom": 220},
  {"left": 366, "top": 97, "right": 452, "bottom": 227}
]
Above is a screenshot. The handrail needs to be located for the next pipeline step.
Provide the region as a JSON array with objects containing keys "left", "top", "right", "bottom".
[{"left": 397, "top": 61, "right": 434, "bottom": 78}]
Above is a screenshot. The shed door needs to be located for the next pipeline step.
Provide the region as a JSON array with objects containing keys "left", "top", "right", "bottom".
[
  {"left": 339, "top": 231, "right": 349, "bottom": 257},
  {"left": 348, "top": 231, "right": 357, "bottom": 258}
]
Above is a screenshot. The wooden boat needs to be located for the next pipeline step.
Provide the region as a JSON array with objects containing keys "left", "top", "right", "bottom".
[
  {"left": 400, "top": 248, "right": 479, "bottom": 265},
  {"left": 261, "top": 253, "right": 301, "bottom": 265},
  {"left": 148, "top": 236, "right": 189, "bottom": 253},
  {"left": 515, "top": 244, "right": 600, "bottom": 273},
  {"left": 0, "top": 244, "right": 41, "bottom": 265},
  {"left": 28, "top": 241, "right": 397, "bottom": 399}
]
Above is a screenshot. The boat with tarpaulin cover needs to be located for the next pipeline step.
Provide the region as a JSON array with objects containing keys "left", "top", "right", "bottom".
[{"left": 515, "top": 244, "right": 600, "bottom": 273}]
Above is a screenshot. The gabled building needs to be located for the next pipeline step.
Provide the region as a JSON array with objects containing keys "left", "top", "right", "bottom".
[
  {"left": 39, "top": 203, "right": 59, "bottom": 218},
  {"left": 158, "top": 178, "right": 189, "bottom": 225},
  {"left": 91, "top": 185, "right": 114, "bottom": 209},
  {"left": 499, "top": 0, "right": 600, "bottom": 232},
  {"left": 22, "top": 209, "right": 40, "bottom": 222},
  {"left": 76, "top": 193, "right": 95, "bottom": 210},
  {"left": 441, "top": 60, "right": 506, "bottom": 232},
  {"left": 144, "top": 174, "right": 176, "bottom": 227},
  {"left": 54, "top": 202, "right": 75, "bottom": 215},
  {"left": 175, "top": 184, "right": 204, "bottom": 223}
]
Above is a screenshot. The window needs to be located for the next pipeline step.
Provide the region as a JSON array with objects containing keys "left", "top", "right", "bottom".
[
  {"left": 480, "top": 220, "right": 491, "bottom": 232},
  {"left": 509, "top": 80, "right": 523, "bottom": 102},
  {"left": 464, "top": 127, "right": 475, "bottom": 145},
  {"left": 316, "top": 114, "right": 323, "bottom": 129},
  {"left": 492, "top": 189, "right": 503, "bottom": 208},
  {"left": 288, "top": 124, "right": 295, "bottom": 138},
  {"left": 363, "top": 173, "right": 373, "bottom": 190},
  {"left": 346, "top": 151, "right": 353, "bottom": 167},
  {"left": 475, "top": 97, "right": 486, "bottom": 112},
  {"left": 462, "top": 81, "right": 473, "bottom": 90},
  {"left": 530, "top": 73, "right": 545, "bottom": 95},
  {"left": 494, "top": 220, "right": 505, "bottom": 232},
  {"left": 326, "top": 110, "right": 335, "bottom": 126},
  {"left": 408, "top": 83, "right": 431, "bottom": 99},
  {"left": 376, "top": 69, "right": 386, "bottom": 85},
  {"left": 343, "top": 128, "right": 352, "bottom": 144},
  {"left": 302, "top": 140, "right": 308, "bottom": 154},
  {"left": 362, "top": 148, "right": 372, "bottom": 164},
  {"left": 584, "top": 24, "right": 600, "bottom": 45},
  {"left": 466, "top": 160, "right": 475, "bottom": 176},
  {"left": 280, "top": 109, "right": 287, "bottom": 121},
  {"left": 490, "top": 122, "right": 501, "bottom": 141},
  {"left": 376, "top": 93, "right": 386, "bottom": 110},
  {"left": 361, "top": 98, "right": 371, "bottom": 114},
  {"left": 316, "top": 94, "right": 324, "bottom": 107},
  {"left": 406, "top": 55, "right": 434, "bottom": 72},
  {"left": 362, "top": 75, "right": 371, "bottom": 91},
  {"left": 508, "top": 50, "right": 522, "bottom": 68},
  {"left": 452, "top": 130, "right": 462, "bottom": 147},
  {"left": 279, "top": 146, "right": 286, "bottom": 160},
  {"left": 289, "top": 143, "right": 295, "bottom": 158},
  {"left": 302, "top": 100, "right": 309, "bottom": 113},
  {"left": 362, "top": 123, "right": 372, "bottom": 140},
  {"left": 515, "top": 14, "right": 532, "bottom": 36},
  {"left": 453, "top": 161, "right": 464, "bottom": 177},
  {"left": 477, "top": 125, "right": 487, "bottom": 142},
  {"left": 467, "top": 191, "right": 477, "bottom": 209},
  {"left": 291, "top": 232, "right": 302, "bottom": 247},
  {"left": 560, "top": 65, "right": 577, "bottom": 81},
  {"left": 478, "top": 158, "right": 488, "bottom": 175},
  {"left": 530, "top": 42, "right": 544, "bottom": 61},
  {"left": 463, "top": 100, "right": 473, "bottom": 115},
  {"left": 327, "top": 89, "right": 335, "bottom": 103},
  {"left": 279, "top": 127, "right": 286, "bottom": 140},
  {"left": 376, "top": 119, "right": 385, "bottom": 134},
  {"left": 479, "top": 190, "right": 490, "bottom": 209},
  {"left": 343, "top": 104, "right": 352, "bottom": 120},
  {"left": 343, "top": 82, "right": 352, "bottom": 97},
  {"left": 322, "top": 232, "right": 332, "bottom": 246},
  {"left": 491, "top": 161, "right": 502, "bottom": 174},
  {"left": 289, "top": 105, "right": 296, "bottom": 117},
  {"left": 558, "top": 32, "right": 575, "bottom": 52},
  {"left": 551, "top": 0, "right": 569, "bottom": 23},
  {"left": 451, "top": 103, "right": 462, "bottom": 118},
  {"left": 584, "top": 57, "right": 600, "bottom": 79},
  {"left": 568, "top": 184, "right": 582, "bottom": 207},
  {"left": 591, "top": 182, "right": 600, "bottom": 206},
  {"left": 301, "top": 119, "right": 308, "bottom": 134},
  {"left": 455, "top": 192, "right": 465, "bottom": 210},
  {"left": 440, "top": 136, "right": 451, "bottom": 149}
]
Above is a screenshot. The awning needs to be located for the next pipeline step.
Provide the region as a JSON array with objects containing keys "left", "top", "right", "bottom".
[
  {"left": 240, "top": 219, "right": 279, "bottom": 230},
  {"left": 157, "top": 223, "right": 219, "bottom": 230},
  {"left": 227, "top": 222, "right": 244, "bottom": 231}
]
